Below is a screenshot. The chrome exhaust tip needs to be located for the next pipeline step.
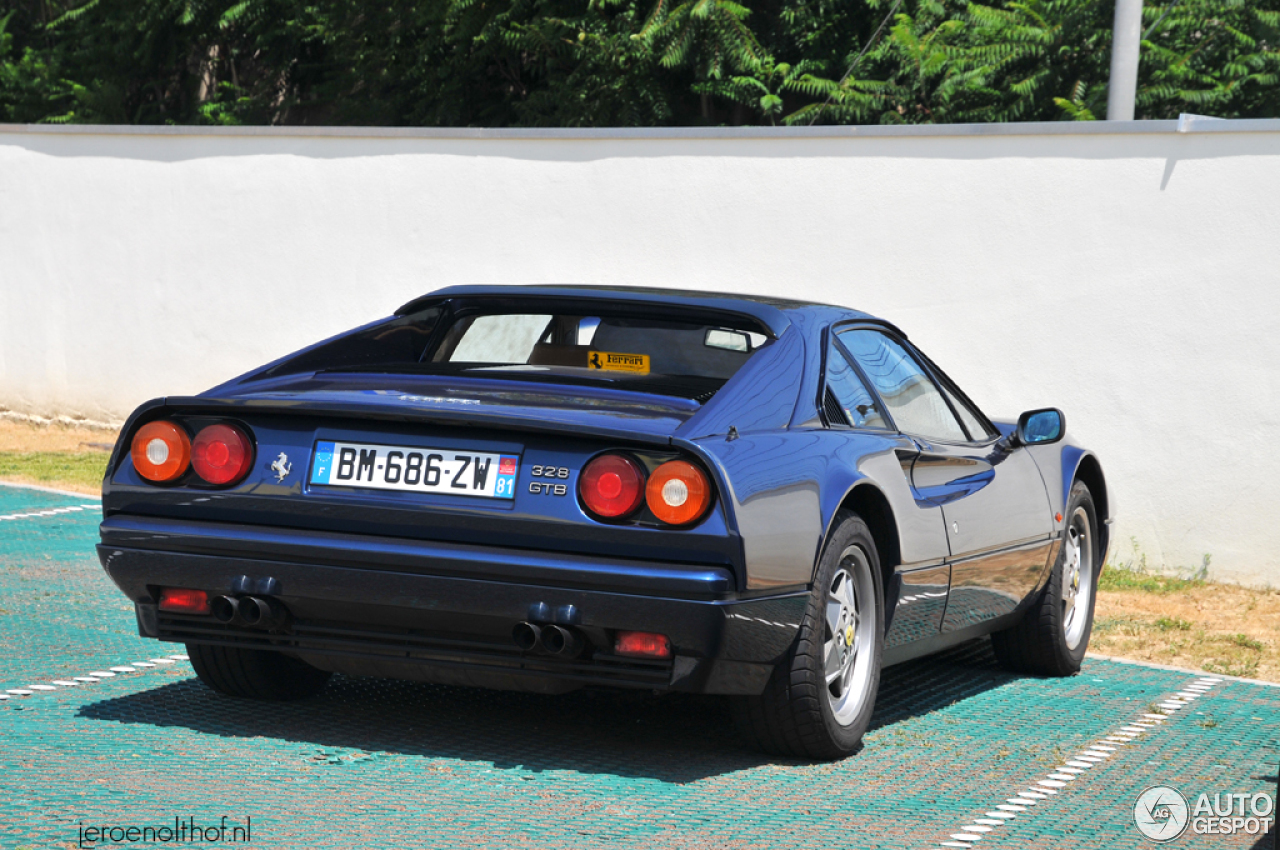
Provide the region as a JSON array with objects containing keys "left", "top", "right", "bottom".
[
  {"left": 540, "top": 624, "right": 584, "bottom": 657},
  {"left": 240, "top": 596, "right": 286, "bottom": 629},
  {"left": 210, "top": 595, "right": 240, "bottom": 624},
  {"left": 512, "top": 621, "right": 542, "bottom": 652}
]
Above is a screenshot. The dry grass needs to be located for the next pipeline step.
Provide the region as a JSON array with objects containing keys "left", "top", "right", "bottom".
[
  {"left": 0, "top": 420, "right": 119, "bottom": 495},
  {"left": 1091, "top": 569, "right": 1280, "bottom": 681},
  {"left": 0, "top": 419, "right": 119, "bottom": 453}
]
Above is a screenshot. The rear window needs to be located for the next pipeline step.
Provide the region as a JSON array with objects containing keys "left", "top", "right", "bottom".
[
  {"left": 439, "top": 313, "right": 763, "bottom": 374},
  {"left": 273, "top": 306, "right": 771, "bottom": 403}
]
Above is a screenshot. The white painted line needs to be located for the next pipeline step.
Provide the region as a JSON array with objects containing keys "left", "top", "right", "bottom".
[
  {"left": 169, "top": 654, "right": 189, "bottom": 661},
  {"left": 925, "top": 677, "right": 1222, "bottom": 849},
  {"left": 131, "top": 661, "right": 156, "bottom": 668},
  {"left": 1, "top": 656, "right": 189, "bottom": 703},
  {"left": 973, "top": 819, "right": 1005, "bottom": 826},
  {"left": 0, "top": 504, "right": 96, "bottom": 522}
]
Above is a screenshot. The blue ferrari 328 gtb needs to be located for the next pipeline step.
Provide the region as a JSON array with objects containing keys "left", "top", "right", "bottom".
[{"left": 99, "top": 286, "right": 1112, "bottom": 758}]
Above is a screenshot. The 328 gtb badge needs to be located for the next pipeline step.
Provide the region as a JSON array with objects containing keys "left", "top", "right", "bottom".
[{"left": 529, "top": 465, "right": 570, "bottom": 496}]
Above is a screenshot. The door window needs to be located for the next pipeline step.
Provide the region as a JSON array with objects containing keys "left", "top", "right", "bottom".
[
  {"left": 836, "top": 329, "right": 967, "bottom": 442},
  {"left": 938, "top": 380, "right": 996, "bottom": 441}
]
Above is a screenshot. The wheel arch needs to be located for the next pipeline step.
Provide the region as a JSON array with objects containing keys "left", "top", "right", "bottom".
[
  {"left": 1071, "top": 453, "right": 1111, "bottom": 564},
  {"left": 829, "top": 483, "right": 901, "bottom": 597}
]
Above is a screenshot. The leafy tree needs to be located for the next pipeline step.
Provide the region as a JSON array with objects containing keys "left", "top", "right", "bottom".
[{"left": 0, "top": 0, "right": 1275, "bottom": 126}]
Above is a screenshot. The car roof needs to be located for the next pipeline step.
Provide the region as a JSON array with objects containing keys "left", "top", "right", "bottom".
[{"left": 396, "top": 284, "right": 881, "bottom": 339}]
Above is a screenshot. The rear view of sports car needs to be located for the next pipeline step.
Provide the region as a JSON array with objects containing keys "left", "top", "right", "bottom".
[{"left": 98, "top": 285, "right": 1112, "bottom": 759}]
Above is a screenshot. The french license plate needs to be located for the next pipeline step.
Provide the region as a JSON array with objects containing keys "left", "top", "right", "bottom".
[{"left": 310, "top": 441, "right": 519, "bottom": 499}]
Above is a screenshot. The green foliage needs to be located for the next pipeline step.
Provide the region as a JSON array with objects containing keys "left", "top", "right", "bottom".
[
  {"left": 0, "top": 451, "right": 106, "bottom": 491},
  {"left": 0, "top": 0, "right": 1276, "bottom": 126}
]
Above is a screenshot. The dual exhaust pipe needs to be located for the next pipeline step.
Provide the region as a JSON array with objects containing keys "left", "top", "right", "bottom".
[
  {"left": 512, "top": 621, "right": 585, "bottom": 658},
  {"left": 210, "top": 594, "right": 288, "bottom": 629}
]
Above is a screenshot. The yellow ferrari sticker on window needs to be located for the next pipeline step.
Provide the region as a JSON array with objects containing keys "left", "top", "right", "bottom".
[{"left": 587, "top": 351, "right": 650, "bottom": 374}]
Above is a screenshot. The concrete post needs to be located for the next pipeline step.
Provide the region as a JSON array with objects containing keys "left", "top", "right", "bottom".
[{"left": 1107, "top": 0, "right": 1145, "bottom": 120}]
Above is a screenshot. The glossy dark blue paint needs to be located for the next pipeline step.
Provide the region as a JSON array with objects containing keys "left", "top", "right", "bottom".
[{"left": 99, "top": 285, "right": 1112, "bottom": 694}]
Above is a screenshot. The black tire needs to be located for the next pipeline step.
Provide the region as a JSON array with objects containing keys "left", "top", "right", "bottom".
[
  {"left": 187, "top": 643, "right": 331, "bottom": 700},
  {"left": 731, "top": 511, "right": 885, "bottom": 760},
  {"left": 991, "top": 480, "right": 1099, "bottom": 676}
]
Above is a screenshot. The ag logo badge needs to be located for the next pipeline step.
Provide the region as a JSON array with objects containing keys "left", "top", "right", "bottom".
[{"left": 1134, "top": 785, "right": 1190, "bottom": 841}]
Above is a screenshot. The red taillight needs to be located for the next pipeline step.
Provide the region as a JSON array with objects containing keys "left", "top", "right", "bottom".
[
  {"left": 191, "top": 423, "right": 253, "bottom": 486},
  {"left": 615, "top": 631, "right": 672, "bottom": 659},
  {"left": 130, "top": 421, "right": 191, "bottom": 483},
  {"left": 579, "top": 454, "right": 645, "bottom": 519},
  {"left": 157, "top": 587, "right": 210, "bottom": 614},
  {"left": 645, "top": 460, "right": 711, "bottom": 526}
]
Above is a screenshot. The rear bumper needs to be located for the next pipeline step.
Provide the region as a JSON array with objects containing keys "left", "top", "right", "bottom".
[{"left": 98, "top": 516, "right": 805, "bottom": 695}]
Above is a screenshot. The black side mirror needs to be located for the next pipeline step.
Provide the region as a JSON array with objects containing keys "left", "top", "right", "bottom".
[{"left": 1012, "top": 408, "right": 1065, "bottom": 447}]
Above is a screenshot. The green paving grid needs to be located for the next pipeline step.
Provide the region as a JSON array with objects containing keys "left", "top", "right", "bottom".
[{"left": 2, "top": 484, "right": 1277, "bottom": 849}]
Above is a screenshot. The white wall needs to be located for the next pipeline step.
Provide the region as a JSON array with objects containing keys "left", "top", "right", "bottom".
[{"left": 2, "top": 120, "right": 1278, "bottom": 585}]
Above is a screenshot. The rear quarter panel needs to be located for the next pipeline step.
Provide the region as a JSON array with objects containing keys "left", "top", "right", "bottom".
[{"left": 691, "top": 430, "right": 941, "bottom": 591}]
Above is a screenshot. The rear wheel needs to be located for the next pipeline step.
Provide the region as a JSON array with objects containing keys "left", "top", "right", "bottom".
[
  {"left": 732, "top": 511, "right": 884, "bottom": 760},
  {"left": 187, "top": 643, "right": 331, "bottom": 700},
  {"left": 991, "top": 480, "right": 1099, "bottom": 676}
]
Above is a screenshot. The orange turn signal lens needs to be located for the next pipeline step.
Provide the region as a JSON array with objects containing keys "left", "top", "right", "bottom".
[
  {"left": 644, "top": 459, "right": 711, "bottom": 526},
  {"left": 130, "top": 420, "right": 191, "bottom": 483}
]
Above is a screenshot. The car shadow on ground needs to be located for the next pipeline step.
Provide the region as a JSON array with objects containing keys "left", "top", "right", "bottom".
[{"left": 77, "top": 639, "right": 1017, "bottom": 783}]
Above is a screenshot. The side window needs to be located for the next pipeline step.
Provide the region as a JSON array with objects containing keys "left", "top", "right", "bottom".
[
  {"left": 938, "top": 380, "right": 995, "bottom": 441},
  {"left": 836, "top": 329, "right": 968, "bottom": 443},
  {"left": 825, "top": 340, "right": 888, "bottom": 430},
  {"left": 447, "top": 314, "right": 552, "bottom": 363}
]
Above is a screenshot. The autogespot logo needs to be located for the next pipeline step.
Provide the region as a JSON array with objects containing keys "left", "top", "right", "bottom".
[{"left": 1134, "top": 785, "right": 1191, "bottom": 841}]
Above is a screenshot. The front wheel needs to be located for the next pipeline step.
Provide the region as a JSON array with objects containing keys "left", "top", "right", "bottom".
[
  {"left": 991, "top": 480, "right": 1099, "bottom": 676},
  {"left": 732, "top": 511, "right": 884, "bottom": 760}
]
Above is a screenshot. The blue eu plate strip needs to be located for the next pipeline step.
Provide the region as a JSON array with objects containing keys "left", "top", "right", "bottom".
[{"left": 311, "top": 442, "right": 335, "bottom": 485}]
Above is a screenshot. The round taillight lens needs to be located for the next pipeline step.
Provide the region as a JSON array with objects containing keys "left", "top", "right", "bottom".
[
  {"left": 579, "top": 454, "right": 646, "bottom": 519},
  {"left": 646, "top": 460, "right": 711, "bottom": 526},
  {"left": 191, "top": 423, "right": 253, "bottom": 486},
  {"left": 130, "top": 421, "right": 191, "bottom": 483}
]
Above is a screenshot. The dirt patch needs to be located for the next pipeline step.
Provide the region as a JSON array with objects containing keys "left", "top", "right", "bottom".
[
  {"left": 1091, "top": 576, "right": 1280, "bottom": 682},
  {"left": 0, "top": 420, "right": 119, "bottom": 453}
]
